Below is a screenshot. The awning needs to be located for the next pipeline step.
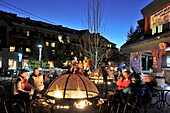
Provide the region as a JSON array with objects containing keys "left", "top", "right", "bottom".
[{"left": 121, "top": 32, "right": 170, "bottom": 53}]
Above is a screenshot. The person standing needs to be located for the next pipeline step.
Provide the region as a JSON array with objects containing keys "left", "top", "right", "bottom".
[
  {"left": 87, "top": 58, "right": 93, "bottom": 72},
  {"left": 29, "top": 68, "right": 45, "bottom": 97},
  {"left": 83, "top": 56, "right": 88, "bottom": 70},
  {"left": 77, "top": 60, "right": 83, "bottom": 73}
]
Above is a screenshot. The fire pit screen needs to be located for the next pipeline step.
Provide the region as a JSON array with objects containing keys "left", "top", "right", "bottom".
[
  {"left": 45, "top": 73, "right": 99, "bottom": 99},
  {"left": 89, "top": 68, "right": 115, "bottom": 84}
]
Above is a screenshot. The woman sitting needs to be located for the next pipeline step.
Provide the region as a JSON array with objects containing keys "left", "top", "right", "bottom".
[{"left": 116, "top": 71, "right": 131, "bottom": 91}]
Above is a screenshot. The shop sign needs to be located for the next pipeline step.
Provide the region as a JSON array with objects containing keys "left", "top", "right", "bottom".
[
  {"left": 151, "top": 5, "right": 170, "bottom": 29},
  {"left": 159, "top": 42, "right": 167, "bottom": 49}
]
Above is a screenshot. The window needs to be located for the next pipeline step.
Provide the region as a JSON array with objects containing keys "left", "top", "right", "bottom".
[
  {"left": 27, "top": 31, "right": 29, "bottom": 36},
  {"left": 152, "top": 27, "right": 156, "bottom": 35},
  {"left": 167, "top": 56, "right": 170, "bottom": 67},
  {"left": 59, "top": 35, "right": 64, "bottom": 43},
  {"left": 8, "top": 59, "right": 17, "bottom": 69},
  {"left": 52, "top": 50, "right": 55, "bottom": 55},
  {"left": 47, "top": 34, "right": 51, "bottom": 38},
  {"left": 52, "top": 35, "right": 55, "bottom": 38},
  {"left": 26, "top": 48, "right": 31, "bottom": 52},
  {"left": 80, "top": 53, "right": 82, "bottom": 57},
  {"left": 19, "top": 29, "right": 23, "bottom": 33},
  {"left": 158, "top": 25, "right": 162, "bottom": 33},
  {"left": 51, "top": 42, "right": 55, "bottom": 47},
  {"left": 67, "top": 36, "right": 70, "bottom": 43},
  {"left": 46, "top": 42, "right": 49, "bottom": 46},
  {"left": 26, "top": 40, "right": 31, "bottom": 45},
  {"left": 10, "top": 46, "right": 15, "bottom": 52},
  {"left": 71, "top": 52, "right": 74, "bottom": 55}
]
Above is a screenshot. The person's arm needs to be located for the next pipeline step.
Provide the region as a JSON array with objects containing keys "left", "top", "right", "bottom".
[
  {"left": 17, "top": 79, "right": 28, "bottom": 93},
  {"left": 116, "top": 77, "right": 123, "bottom": 86}
]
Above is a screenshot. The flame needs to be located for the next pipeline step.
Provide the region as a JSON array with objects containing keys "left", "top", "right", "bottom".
[
  {"left": 71, "top": 87, "right": 86, "bottom": 98},
  {"left": 54, "top": 90, "right": 63, "bottom": 98},
  {"left": 74, "top": 100, "right": 92, "bottom": 109}
]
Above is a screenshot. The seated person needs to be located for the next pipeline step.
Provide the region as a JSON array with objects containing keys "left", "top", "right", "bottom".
[
  {"left": 123, "top": 74, "right": 152, "bottom": 105},
  {"left": 116, "top": 71, "right": 131, "bottom": 91},
  {"left": 108, "top": 71, "right": 131, "bottom": 105},
  {"left": 13, "top": 69, "right": 34, "bottom": 96},
  {"left": 13, "top": 69, "right": 34, "bottom": 111},
  {"left": 29, "top": 68, "right": 45, "bottom": 97}
]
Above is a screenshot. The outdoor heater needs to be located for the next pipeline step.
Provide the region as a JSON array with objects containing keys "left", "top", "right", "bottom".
[
  {"left": 34, "top": 73, "right": 100, "bottom": 112},
  {"left": 89, "top": 68, "right": 115, "bottom": 85}
]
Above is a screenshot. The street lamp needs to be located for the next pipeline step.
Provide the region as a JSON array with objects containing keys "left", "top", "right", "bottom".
[{"left": 37, "top": 44, "right": 43, "bottom": 62}]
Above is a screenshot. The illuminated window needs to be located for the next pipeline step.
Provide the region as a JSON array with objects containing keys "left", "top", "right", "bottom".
[
  {"left": 8, "top": 59, "right": 17, "bottom": 69},
  {"left": 71, "top": 52, "right": 74, "bottom": 55},
  {"left": 158, "top": 25, "right": 162, "bottom": 33},
  {"left": 80, "top": 53, "right": 82, "bottom": 57},
  {"left": 59, "top": 35, "right": 64, "bottom": 43},
  {"left": 27, "top": 31, "right": 29, "bottom": 36},
  {"left": 26, "top": 48, "right": 31, "bottom": 52},
  {"left": 51, "top": 42, "right": 55, "bottom": 47},
  {"left": 167, "top": 56, "right": 170, "bottom": 67},
  {"left": 10, "top": 46, "right": 15, "bottom": 52},
  {"left": 46, "top": 42, "right": 49, "bottom": 46},
  {"left": 152, "top": 27, "right": 156, "bottom": 35},
  {"left": 52, "top": 50, "right": 55, "bottom": 55},
  {"left": 67, "top": 36, "right": 70, "bottom": 43},
  {"left": 22, "top": 23, "right": 25, "bottom": 25}
]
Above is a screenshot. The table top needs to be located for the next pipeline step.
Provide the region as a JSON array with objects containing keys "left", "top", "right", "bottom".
[{"left": 153, "top": 85, "right": 170, "bottom": 91}]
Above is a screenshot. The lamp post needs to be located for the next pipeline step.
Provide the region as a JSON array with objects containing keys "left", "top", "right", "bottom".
[{"left": 38, "top": 44, "right": 43, "bottom": 68}]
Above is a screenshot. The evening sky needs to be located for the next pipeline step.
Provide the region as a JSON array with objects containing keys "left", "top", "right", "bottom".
[{"left": 0, "top": 0, "right": 153, "bottom": 48}]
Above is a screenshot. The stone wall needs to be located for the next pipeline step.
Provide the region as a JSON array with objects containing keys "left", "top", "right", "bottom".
[
  {"left": 164, "top": 68, "right": 170, "bottom": 84},
  {"left": 130, "top": 52, "right": 142, "bottom": 74}
]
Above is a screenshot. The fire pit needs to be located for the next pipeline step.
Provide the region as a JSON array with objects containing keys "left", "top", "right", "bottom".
[
  {"left": 89, "top": 68, "right": 115, "bottom": 85},
  {"left": 30, "top": 73, "right": 99, "bottom": 113}
]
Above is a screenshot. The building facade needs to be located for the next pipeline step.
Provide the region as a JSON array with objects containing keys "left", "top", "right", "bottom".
[
  {"left": 0, "top": 10, "right": 117, "bottom": 73},
  {"left": 121, "top": 0, "right": 170, "bottom": 84}
]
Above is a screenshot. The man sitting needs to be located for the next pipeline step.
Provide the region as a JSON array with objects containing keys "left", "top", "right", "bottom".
[{"left": 12, "top": 69, "right": 34, "bottom": 112}]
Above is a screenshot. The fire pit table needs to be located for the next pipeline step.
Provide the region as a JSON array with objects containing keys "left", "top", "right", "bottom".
[{"left": 30, "top": 73, "right": 100, "bottom": 113}]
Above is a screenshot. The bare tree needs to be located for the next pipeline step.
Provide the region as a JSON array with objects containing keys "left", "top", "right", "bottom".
[{"left": 80, "top": 0, "right": 109, "bottom": 69}]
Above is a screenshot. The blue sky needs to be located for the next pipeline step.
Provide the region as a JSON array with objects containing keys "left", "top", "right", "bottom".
[{"left": 0, "top": 0, "right": 153, "bottom": 48}]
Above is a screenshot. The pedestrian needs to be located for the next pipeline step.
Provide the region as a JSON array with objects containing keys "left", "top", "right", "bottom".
[
  {"left": 100, "top": 66, "right": 108, "bottom": 94},
  {"left": 87, "top": 58, "right": 93, "bottom": 72},
  {"left": 78, "top": 60, "right": 83, "bottom": 72},
  {"left": 83, "top": 56, "right": 88, "bottom": 70}
]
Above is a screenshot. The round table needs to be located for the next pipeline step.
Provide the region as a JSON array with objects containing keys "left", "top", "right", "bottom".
[{"left": 153, "top": 85, "right": 170, "bottom": 108}]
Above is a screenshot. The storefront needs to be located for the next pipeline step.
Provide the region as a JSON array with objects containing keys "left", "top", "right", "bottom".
[{"left": 121, "top": 0, "right": 170, "bottom": 84}]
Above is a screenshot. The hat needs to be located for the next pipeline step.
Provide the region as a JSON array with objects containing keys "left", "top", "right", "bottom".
[{"left": 20, "top": 69, "right": 29, "bottom": 74}]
